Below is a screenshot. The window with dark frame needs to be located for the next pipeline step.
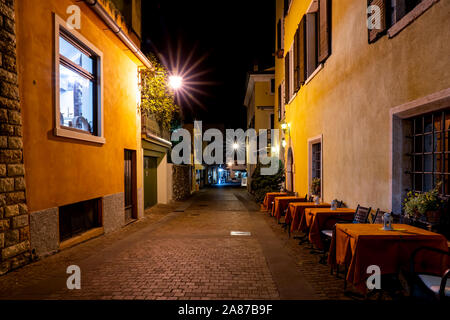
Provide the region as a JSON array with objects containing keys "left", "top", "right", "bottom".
[
  {"left": 407, "top": 110, "right": 450, "bottom": 196},
  {"left": 278, "top": 84, "right": 282, "bottom": 121},
  {"left": 59, "top": 30, "right": 99, "bottom": 135},
  {"left": 312, "top": 142, "right": 321, "bottom": 180},
  {"left": 277, "top": 19, "right": 282, "bottom": 51},
  {"left": 284, "top": 0, "right": 292, "bottom": 16}
]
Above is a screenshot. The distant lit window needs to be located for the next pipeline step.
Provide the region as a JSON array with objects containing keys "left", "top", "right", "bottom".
[{"left": 58, "top": 32, "right": 99, "bottom": 135}]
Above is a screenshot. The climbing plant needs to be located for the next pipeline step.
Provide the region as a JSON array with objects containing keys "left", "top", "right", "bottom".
[
  {"left": 140, "top": 54, "right": 180, "bottom": 130},
  {"left": 251, "top": 160, "right": 285, "bottom": 203}
]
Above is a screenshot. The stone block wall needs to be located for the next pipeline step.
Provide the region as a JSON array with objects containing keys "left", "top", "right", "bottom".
[
  {"left": 0, "top": 0, "right": 31, "bottom": 275},
  {"left": 172, "top": 165, "right": 191, "bottom": 201}
]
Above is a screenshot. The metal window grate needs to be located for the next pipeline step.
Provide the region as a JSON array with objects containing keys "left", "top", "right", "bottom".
[{"left": 407, "top": 110, "right": 450, "bottom": 196}]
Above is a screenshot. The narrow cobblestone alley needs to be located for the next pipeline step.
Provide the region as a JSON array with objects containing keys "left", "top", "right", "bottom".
[{"left": 0, "top": 186, "right": 351, "bottom": 300}]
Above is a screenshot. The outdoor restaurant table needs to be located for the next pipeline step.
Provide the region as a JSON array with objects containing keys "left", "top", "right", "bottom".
[
  {"left": 287, "top": 202, "right": 330, "bottom": 233},
  {"left": 272, "top": 197, "right": 305, "bottom": 221},
  {"left": 262, "top": 192, "right": 287, "bottom": 212},
  {"left": 328, "top": 223, "right": 449, "bottom": 292},
  {"left": 304, "top": 208, "right": 355, "bottom": 250}
]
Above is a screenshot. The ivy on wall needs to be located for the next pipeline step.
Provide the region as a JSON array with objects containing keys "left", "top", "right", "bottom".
[{"left": 140, "top": 54, "right": 180, "bottom": 130}]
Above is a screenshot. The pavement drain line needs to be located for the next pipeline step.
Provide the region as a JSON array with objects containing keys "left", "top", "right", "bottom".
[{"left": 230, "top": 231, "right": 252, "bottom": 236}]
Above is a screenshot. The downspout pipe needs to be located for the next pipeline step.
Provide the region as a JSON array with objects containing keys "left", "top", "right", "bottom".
[{"left": 84, "top": 0, "right": 153, "bottom": 70}]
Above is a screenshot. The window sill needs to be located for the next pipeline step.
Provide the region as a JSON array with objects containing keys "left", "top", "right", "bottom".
[
  {"left": 286, "top": 63, "right": 324, "bottom": 105},
  {"left": 59, "top": 227, "right": 104, "bottom": 251},
  {"left": 54, "top": 127, "right": 106, "bottom": 144},
  {"left": 304, "top": 63, "right": 324, "bottom": 86},
  {"left": 388, "top": 0, "right": 439, "bottom": 38}
]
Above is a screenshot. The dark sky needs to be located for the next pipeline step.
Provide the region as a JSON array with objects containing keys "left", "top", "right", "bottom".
[{"left": 141, "top": 0, "right": 275, "bottom": 129}]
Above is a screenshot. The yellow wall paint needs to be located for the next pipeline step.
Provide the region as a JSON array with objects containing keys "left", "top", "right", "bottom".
[
  {"left": 276, "top": 0, "right": 450, "bottom": 211},
  {"left": 16, "top": 0, "right": 143, "bottom": 212}
]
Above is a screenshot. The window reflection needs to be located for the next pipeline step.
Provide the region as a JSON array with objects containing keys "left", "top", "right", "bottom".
[{"left": 59, "top": 65, "right": 94, "bottom": 134}]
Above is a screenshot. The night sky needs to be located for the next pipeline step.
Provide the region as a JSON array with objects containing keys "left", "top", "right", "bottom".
[{"left": 142, "top": 0, "right": 275, "bottom": 129}]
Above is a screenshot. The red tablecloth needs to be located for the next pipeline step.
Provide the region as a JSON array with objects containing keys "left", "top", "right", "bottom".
[
  {"left": 262, "top": 192, "right": 288, "bottom": 212},
  {"left": 328, "top": 224, "right": 449, "bottom": 292},
  {"left": 272, "top": 197, "right": 305, "bottom": 221},
  {"left": 286, "top": 202, "right": 330, "bottom": 232},
  {"left": 304, "top": 208, "right": 355, "bottom": 250}
]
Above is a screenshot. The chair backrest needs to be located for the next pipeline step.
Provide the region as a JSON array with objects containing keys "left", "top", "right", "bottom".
[
  {"left": 372, "top": 209, "right": 385, "bottom": 224},
  {"left": 337, "top": 200, "right": 345, "bottom": 208},
  {"left": 353, "top": 205, "right": 371, "bottom": 223}
]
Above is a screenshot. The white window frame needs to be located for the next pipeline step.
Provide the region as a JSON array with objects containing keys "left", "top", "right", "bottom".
[
  {"left": 54, "top": 14, "right": 105, "bottom": 144},
  {"left": 308, "top": 135, "right": 323, "bottom": 200}
]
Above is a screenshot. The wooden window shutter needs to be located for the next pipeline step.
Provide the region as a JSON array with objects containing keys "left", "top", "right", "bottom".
[
  {"left": 299, "top": 16, "right": 307, "bottom": 85},
  {"left": 293, "top": 29, "right": 300, "bottom": 92},
  {"left": 277, "top": 19, "right": 282, "bottom": 51},
  {"left": 278, "top": 84, "right": 282, "bottom": 121},
  {"left": 285, "top": 51, "right": 290, "bottom": 104},
  {"left": 368, "top": 0, "right": 387, "bottom": 43},
  {"left": 318, "top": 0, "right": 331, "bottom": 63}
]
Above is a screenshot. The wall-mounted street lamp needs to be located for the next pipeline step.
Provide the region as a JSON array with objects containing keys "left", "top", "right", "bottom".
[{"left": 169, "top": 75, "right": 183, "bottom": 90}]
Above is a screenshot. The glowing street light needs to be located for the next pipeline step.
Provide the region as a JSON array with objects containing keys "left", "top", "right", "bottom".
[
  {"left": 169, "top": 75, "right": 183, "bottom": 90},
  {"left": 233, "top": 142, "right": 239, "bottom": 150}
]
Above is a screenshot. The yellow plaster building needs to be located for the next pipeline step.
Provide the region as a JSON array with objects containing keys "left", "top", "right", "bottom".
[
  {"left": 244, "top": 67, "right": 277, "bottom": 190},
  {"left": 275, "top": 0, "right": 450, "bottom": 212},
  {"left": 16, "top": 0, "right": 148, "bottom": 256}
]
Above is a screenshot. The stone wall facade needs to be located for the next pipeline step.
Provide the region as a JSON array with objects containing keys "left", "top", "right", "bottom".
[
  {"left": 0, "top": 0, "right": 31, "bottom": 275},
  {"left": 172, "top": 165, "right": 191, "bottom": 201}
]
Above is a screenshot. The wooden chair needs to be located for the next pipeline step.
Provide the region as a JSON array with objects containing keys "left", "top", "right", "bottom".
[
  {"left": 372, "top": 209, "right": 385, "bottom": 224},
  {"left": 319, "top": 205, "right": 371, "bottom": 278},
  {"left": 408, "top": 247, "right": 450, "bottom": 301}
]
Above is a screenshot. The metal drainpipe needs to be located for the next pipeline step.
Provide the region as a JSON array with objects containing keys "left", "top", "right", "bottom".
[{"left": 83, "top": 0, "right": 153, "bottom": 70}]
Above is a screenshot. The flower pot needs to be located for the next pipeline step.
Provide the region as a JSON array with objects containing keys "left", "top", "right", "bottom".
[{"left": 426, "top": 210, "right": 441, "bottom": 224}]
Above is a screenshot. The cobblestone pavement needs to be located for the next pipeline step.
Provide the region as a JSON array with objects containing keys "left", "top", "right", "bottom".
[{"left": 0, "top": 187, "right": 354, "bottom": 300}]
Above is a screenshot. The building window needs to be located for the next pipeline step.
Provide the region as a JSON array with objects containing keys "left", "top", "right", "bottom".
[
  {"left": 290, "top": 0, "right": 331, "bottom": 91},
  {"left": 284, "top": 0, "right": 293, "bottom": 16},
  {"left": 308, "top": 136, "right": 323, "bottom": 197},
  {"left": 312, "top": 142, "right": 321, "bottom": 181},
  {"left": 389, "top": 0, "right": 423, "bottom": 26},
  {"left": 369, "top": 0, "right": 438, "bottom": 42},
  {"left": 59, "top": 33, "right": 98, "bottom": 135},
  {"left": 59, "top": 198, "right": 102, "bottom": 241},
  {"left": 277, "top": 19, "right": 282, "bottom": 51},
  {"left": 407, "top": 110, "right": 450, "bottom": 196},
  {"left": 54, "top": 15, "right": 104, "bottom": 144}
]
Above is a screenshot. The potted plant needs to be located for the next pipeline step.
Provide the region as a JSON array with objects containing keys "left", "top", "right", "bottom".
[
  {"left": 403, "top": 182, "right": 443, "bottom": 224},
  {"left": 311, "top": 178, "right": 321, "bottom": 196}
]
